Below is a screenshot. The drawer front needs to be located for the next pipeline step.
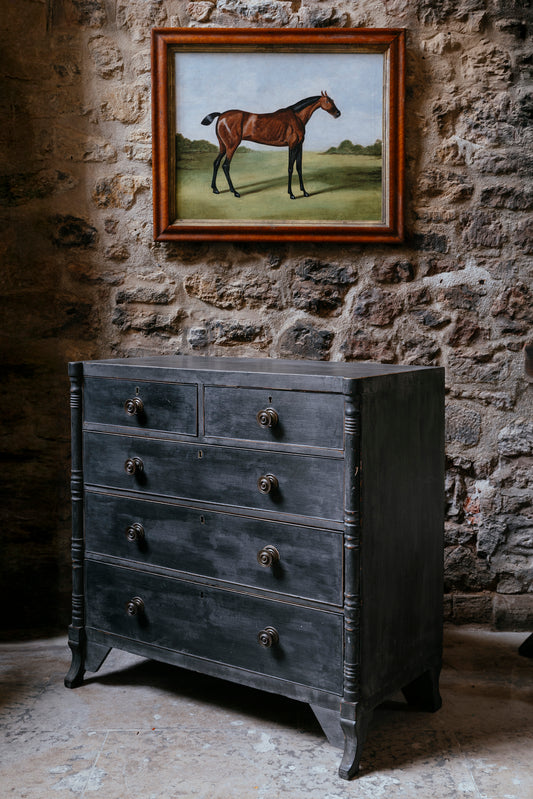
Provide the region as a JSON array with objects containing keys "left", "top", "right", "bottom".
[
  {"left": 85, "top": 493, "right": 343, "bottom": 605},
  {"left": 83, "top": 432, "right": 344, "bottom": 522},
  {"left": 205, "top": 386, "right": 344, "bottom": 449},
  {"left": 84, "top": 377, "right": 197, "bottom": 435},
  {"left": 85, "top": 561, "right": 343, "bottom": 694}
]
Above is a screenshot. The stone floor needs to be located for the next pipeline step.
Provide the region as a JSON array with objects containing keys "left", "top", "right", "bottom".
[{"left": 0, "top": 625, "right": 531, "bottom": 799}]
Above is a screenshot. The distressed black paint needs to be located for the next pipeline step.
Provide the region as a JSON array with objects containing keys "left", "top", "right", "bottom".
[{"left": 66, "top": 355, "right": 444, "bottom": 779}]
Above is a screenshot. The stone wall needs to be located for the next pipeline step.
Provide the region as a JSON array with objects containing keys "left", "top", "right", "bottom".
[{"left": 1, "top": 0, "right": 531, "bottom": 633}]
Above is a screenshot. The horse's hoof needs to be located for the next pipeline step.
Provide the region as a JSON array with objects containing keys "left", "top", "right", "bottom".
[
  {"left": 234, "top": 192, "right": 241, "bottom": 198},
  {"left": 303, "top": 191, "right": 310, "bottom": 197},
  {"left": 212, "top": 189, "right": 220, "bottom": 195},
  {"left": 289, "top": 194, "right": 296, "bottom": 200}
]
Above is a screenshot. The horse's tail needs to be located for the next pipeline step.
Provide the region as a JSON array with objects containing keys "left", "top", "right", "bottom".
[{"left": 201, "top": 112, "right": 220, "bottom": 126}]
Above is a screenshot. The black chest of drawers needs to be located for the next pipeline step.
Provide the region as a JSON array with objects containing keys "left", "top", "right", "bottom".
[{"left": 65, "top": 355, "right": 444, "bottom": 779}]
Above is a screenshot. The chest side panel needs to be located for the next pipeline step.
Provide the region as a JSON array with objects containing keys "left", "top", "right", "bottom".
[{"left": 359, "top": 370, "right": 445, "bottom": 701}]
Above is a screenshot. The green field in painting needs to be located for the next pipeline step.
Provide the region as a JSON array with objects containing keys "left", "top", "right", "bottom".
[{"left": 176, "top": 151, "right": 382, "bottom": 222}]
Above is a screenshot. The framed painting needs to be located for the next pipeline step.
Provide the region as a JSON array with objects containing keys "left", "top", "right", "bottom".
[{"left": 151, "top": 28, "right": 405, "bottom": 243}]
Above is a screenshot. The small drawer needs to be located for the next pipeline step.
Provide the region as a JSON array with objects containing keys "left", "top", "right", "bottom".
[
  {"left": 84, "top": 377, "right": 197, "bottom": 435},
  {"left": 85, "top": 493, "right": 343, "bottom": 605},
  {"left": 204, "top": 386, "right": 344, "bottom": 449},
  {"left": 83, "top": 432, "right": 344, "bottom": 522},
  {"left": 85, "top": 561, "right": 343, "bottom": 694}
]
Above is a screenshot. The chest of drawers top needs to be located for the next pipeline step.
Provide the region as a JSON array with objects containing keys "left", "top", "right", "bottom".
[{"left": 81, "top": 354, "right": 436, "bottom": 441}]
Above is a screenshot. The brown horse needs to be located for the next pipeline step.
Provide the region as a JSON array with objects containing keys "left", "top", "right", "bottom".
[{"left": 201, "top": 91, "right": 341, "bottom": 199}]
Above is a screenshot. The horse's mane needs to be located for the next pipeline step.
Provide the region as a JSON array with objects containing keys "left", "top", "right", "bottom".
[{"left": 284, "top": 96, "right": 321, "bottom": 113}]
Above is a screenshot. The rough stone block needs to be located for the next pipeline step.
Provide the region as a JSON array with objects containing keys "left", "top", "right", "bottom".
[
  {"left": 54, "top": 125, "right": 117, "bottom": 162},
  {"left": 401, "top": 336, "right": 440, "bottom": 366},
  {"left": 352, "top": 287, "right": 402, "bottom": 326},
  {"left": 445, "top": 317, "right": 483, "bottom": 347},
  {"left": 445, "top": 522, "right": 475, "bottom": 546},
  {"left": 341, "top": 329, "right": 397, "bottom": 363},
  {"left": 480, "top": 185, "right": 533, "bottom": 211},
  {"left": 472, "top": 149, "right": 533, "bottom": 176},
  {"left": 413, "top": 309, "right": 451, "bottom": 329},
  {"left": 71, "top": 0, "right": 106, "bottom": 27},
  {"left": 447, "top": 353, "right": 510, "bottom": 385},
  {"left": 417, "top": 0, "right": 486, "bottom": 25},
  {"left": 439, "top": 284, "right": 483, "bottom": 311},
  {"left": 116, "top": 287, "right": 175, "bottom": 305},
  {"left": 498, "top": 420, "right": 533, "bottom": 457},
  {"left": 216, "top": 0, "right": 291, "bottom": 25},
  {"left": 88, "top": 36, "right": 124, "bottom": 79},
  {"left": 493, "top": 594, "right": 533, "bottom": 631},
  {"left": 418, "top": 169, "right": 474, "bottom": 201},
  {"left": 444, "top": 544, "right": 493, "bottom": 592},
  {"left": 446, "top": 403, "right": 481, "bottom": 446},
  {"left": 188, "top": 327, "right": 209, "bottom": 349},
  {"left": 297, "top": 6, "right": 349, "bottom": 27},
  {"left": 412, "top": 232, "right": 448, "bottom": 253},
  {"left": 92, "top": 175, "right": 149, "bottom": 209},
  {"left": 100, "top": 85, "right": 149, "bottom": 124},
  {"left": 0, "top": 169, "right": 77, "bottom": 206},
  {"left": 491, "top": 282, "right": 533, "bottom": 333},
  {"left": 184, "top": 274, "right": 246, "bottom": 310},
  {"left": 211, "top": 320, "right": 269, "bottom": 346},
  {"left": 278, "top": 323, "right": 333, "bottom": 360},
  {"left": 50, "top": 215, "right": 97, "bottom": 248},
  {"left": 187, "top": 1, "right": 215, "bottom": 22},
  {"left": 461, "top": 210, "right": 506, "bottom": 248},
  {"left": 452, "top": 593, "right": 493, "bottom": 625},
  {"left": 116, "top": 0, "right": 167, "bottom": 42},
  {"left": 112, "top": 307, "right": 183, "bottom": 334},
  {"left": 373, "top": 259, "right": 414, "bottom": 283},
  {"left": 292, "top": 259, "right": 354, "bottom": 315},
  {"left": 104, "top": 244, "right": 130, "bottom": 261},
  {"left": 516, "top": 218, "right": 533, "bottom": 253}
]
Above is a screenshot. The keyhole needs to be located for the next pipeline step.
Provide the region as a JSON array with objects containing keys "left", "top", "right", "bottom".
[
  {"left": 200, "top": 515, "right": 205, "bottom": 524},
  {"left": 198, "top": 450, "right": 203, "bottom": 459},
  {"left": 268, "top": 396, "right": 273, "bottom": 403},
  {"left": 135, "top": 387, "right": 140, "bottom": 395}
]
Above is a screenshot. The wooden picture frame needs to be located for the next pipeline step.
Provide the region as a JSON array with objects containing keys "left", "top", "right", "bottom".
[{"left": 151, "top": 28, "right": 405, "bottom": 243}]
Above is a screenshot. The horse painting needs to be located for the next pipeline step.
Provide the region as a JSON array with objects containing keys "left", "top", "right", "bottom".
[{"left": 201, "top": 91, "right": 341, "bottom": 200}]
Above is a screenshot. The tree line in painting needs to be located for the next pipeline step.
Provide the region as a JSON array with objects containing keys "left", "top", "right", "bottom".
[
  {"left": 325, "top": 139, "right": 382, "bottom": 156},
  {"left": 176, "top": 133, "right": 381, "bottom": 157}
]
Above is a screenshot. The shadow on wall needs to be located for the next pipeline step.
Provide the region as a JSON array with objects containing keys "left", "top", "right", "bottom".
[{"left": 0, "top": 6, "right": 97, "bottom": 636}]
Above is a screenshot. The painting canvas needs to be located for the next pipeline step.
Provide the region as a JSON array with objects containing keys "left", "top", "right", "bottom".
[
  {"left": 152, "top": 29, "right": 405, "bottom": 242},
  {"left": 175, "top": 52, "right": 383, "bottom": 223}
]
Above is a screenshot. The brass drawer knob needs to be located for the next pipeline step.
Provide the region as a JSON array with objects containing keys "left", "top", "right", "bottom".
[
  {"left": 124, "top": 397, "right": 144, "bottom": 416},
  {"left": 258, "top": 626, "right": 279, "bottom": 648},
  {"left": 257, "top": 545, "right": 280, "bottom": 568},
  {"left": 125, "top": 596, "right": 144, "bottom": 616},
  {"left": 257, "top": 473, "right": 279, "bottom": 495},
  {"left": 256, "top": 407, "right": 279, "bottom": 428},
  {"left": 125, "top": 523, "right": 145, "bottom": 543},
  {"left": 124, "top": 457, "right": 143, "bottom": 476}
]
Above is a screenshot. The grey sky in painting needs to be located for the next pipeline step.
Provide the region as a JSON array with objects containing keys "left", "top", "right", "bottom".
[{"left": 175, "top": 52, "right": 383, "bottom": 151}]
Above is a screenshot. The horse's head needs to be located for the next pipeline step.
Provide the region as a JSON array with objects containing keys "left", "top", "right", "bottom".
[{"left": 320, "top": 90, "right": 341, "bottom": 118}]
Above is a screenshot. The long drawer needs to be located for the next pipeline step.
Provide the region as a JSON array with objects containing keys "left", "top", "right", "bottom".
[
  {"left": 83, "top": 432, "right": 344, "bottom": 522},
  {"left": 85, "top": 493, "right": 343, "bottom": 606},
  {"left": 84, "top": 377, "right": 198, "bottom": 435},
  {"left": 85, "top": 561, "right": 343, "bottom": 694},
  {"left": 204, "top": 386, "right": 344, "bottom": 449}
]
